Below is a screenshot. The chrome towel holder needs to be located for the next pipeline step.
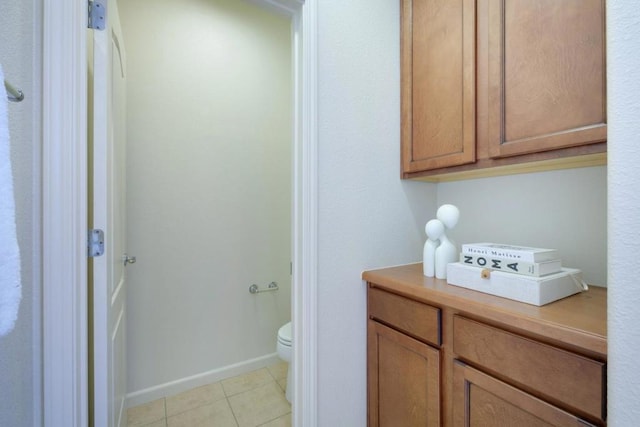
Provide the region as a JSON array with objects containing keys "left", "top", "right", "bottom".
[{"left": 249, "top": 281, "right": 279, "bottom": 294}]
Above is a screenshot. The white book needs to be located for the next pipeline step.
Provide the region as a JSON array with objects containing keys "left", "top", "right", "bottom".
[
  {"left": 461, "top": 243, "right": 559, "bottom": 263},
  {"left": 446, "top": 263, "right": 587, "bottom": 306},
  {"left": 459, "top": 253, "right": 562, "bottom": 277}
]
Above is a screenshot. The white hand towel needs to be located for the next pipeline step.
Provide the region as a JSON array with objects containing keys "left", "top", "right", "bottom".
[{"left": 0, "top": 64, "right": 21, "bottom": 337}]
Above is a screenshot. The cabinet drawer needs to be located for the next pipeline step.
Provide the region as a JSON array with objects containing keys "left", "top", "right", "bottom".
[
  {"left": 368, "top": 287, "right": 441, "bottom": 347},
  {"left": 453, "top": 362, "right": 598, "bottom": 427},
  {"left": 453, "top": 316, "right": 605, "bottom": 422}
]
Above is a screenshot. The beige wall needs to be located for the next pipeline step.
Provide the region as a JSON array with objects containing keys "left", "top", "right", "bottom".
[{"left": 119, "top": 0, "right": 293, "bottom": 399}]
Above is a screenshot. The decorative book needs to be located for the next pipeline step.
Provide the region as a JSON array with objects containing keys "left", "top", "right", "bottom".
[
  {"left": 446, "top": 262, "right": 587, "bottom": 306},
  {"left": 461, "top": 243, "right": 559, "bottom": 263},
  {"left": 460, "top": 253, "right": 562, "bottom": 277}
]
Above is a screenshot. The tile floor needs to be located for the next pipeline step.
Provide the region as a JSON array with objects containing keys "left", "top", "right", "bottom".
[{"left": 127, "top": 362, "right": 291, "bottom": 427}]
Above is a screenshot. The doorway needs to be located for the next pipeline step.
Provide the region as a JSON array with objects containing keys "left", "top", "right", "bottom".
[
  {"left": 120, "top": 0, "right": 294, "bottom": 404},
  {"left": 41, "top": 0, "right": 317, "bottom": 426}
]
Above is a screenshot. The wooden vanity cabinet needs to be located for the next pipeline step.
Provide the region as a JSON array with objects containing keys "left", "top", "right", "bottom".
[
  {"left": 368, "top": 321, "right": 441, "bottom": 426},
  {"left": 453, "top": 315, "right": 605, "bottom": 422},
  {"left": 401, "top": 0, "right": 607, "bottom": 180},
  {"left": 453, "top": 362, "right": 599, "bottom": 427},
  {"left": 365, "top": 263, "right": 607, "bottom": 426},
  {"left": 367, "top": 287, "right": 442, "bottom": 426}
]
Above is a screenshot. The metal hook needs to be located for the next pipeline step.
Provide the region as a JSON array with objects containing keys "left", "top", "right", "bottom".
[
  {"left": 123, "top": 254, "right": 137, "bottom": 265},
  {"left": 4, "top": 80, "right": 24, "bottom": 102}
]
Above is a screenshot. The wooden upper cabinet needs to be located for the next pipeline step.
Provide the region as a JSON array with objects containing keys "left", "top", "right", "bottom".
[
  {"left": 402, "top": 0, "right": 607, "bottom": 180},
  {"left": 401, "top": 0, "right": 476, "bottom": 174},
  {"left": 481, "top": 0, "right": 607, "bottom": 159}
]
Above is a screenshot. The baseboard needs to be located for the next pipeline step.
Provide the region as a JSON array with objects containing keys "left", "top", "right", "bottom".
[{"left": 125, "top": 352, "right": 281, "bottom": 408}]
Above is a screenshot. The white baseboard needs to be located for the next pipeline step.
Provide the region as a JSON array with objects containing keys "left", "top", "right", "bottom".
[{"left": 125, "top": 353, "right": 281, "bottom": 408}]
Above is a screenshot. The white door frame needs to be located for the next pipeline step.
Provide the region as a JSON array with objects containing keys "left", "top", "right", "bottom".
[{"left": 41, "top": 1, "right": 318, "bottom": 426}]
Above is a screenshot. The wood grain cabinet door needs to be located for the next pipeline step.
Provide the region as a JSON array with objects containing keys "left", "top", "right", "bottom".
[
  {"left": 401, "top": 0, "right": 476, "bottom": 175},
  {"left": 368, "top": 320, "right": 441, "bottom": 427},
  {"left": 453, "top": 362, "right": 598, "bottom": 427},
  {"left": 481, "top": 0, "right": 607, "bottom": 159}
]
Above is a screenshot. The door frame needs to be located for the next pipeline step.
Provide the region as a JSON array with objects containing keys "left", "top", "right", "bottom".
[{"left": 41, "top": 1, "right": 318, "bottom": 426}]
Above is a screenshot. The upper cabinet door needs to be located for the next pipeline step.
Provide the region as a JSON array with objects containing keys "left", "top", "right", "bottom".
[
  {"left": 483, "top": 0, "right": 607, "bottom": 159},
  {"left": 401, "top": 0, "right": 476, "bottom": 175}
]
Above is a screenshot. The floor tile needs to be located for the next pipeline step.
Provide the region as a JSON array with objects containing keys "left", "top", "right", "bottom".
[
  {"left": 166, "top": 399, "right": 238, "bottom": 427},
  {"left": 266, "top": 362, "right": 288, "bottom": 381},
  {"left": 127, "top": 398, "right": 166, "bottom": 427},
  {"left": 128, "top": 367, "right": 293, "bottom": 427},
  {"left": 228, "top": 382, "right": 291, "bottom": 427},
  {"left": 165, "top": 382, "right": 226, "bottom": 416},
  {"left": 221, "top": 368, "right": 274, "bottom": 397},
  {"left": 259, "top": 413, "right": 291, "bottom": 427},
  {"left": 134, "top": 420, "right": 167, "bottom": 427}
]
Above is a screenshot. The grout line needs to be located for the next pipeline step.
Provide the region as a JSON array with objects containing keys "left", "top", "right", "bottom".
[
  {"left": 227, "top": 395, "right": 241, "bottom": 427},
  {"left": 163, "top": 397, "right": 167, "bottom": 426},
  {"left": 130, "top": 366, "right": 289, "bottom": 427},
  {"left": 256, "top": 411, "right": 292, "bottom": 427}
]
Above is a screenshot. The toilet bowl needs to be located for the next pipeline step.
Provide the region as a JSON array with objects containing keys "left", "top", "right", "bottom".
[{"left": 277, "top": 322, "right": 293, "bottom": 403}]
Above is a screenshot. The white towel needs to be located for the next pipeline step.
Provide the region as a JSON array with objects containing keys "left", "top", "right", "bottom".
[{"left": 0, "top": 64, "right": 21, "bottom": 337}]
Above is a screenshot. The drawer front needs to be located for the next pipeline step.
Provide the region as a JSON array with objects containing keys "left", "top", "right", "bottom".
[
  {"left": 368, "top": 287, "right": 441, "bottom": 346},
  {"left": 453, "top": 315, "right": 605, "bottom": 422}
]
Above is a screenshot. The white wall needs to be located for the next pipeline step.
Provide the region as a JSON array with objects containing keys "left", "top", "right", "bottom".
[
  {"left": 315, "top": 1, "right": 610, "bottom": 426},
  {"left": 437, "top": 166, "right": 607, "bottom": 286},
  {"left": 316, "top": 1, "right": 438, "bottom": 424},
  {"left": 0, "top": 1, "right": 41, "bottom": 426},
  {"left": 119, "top": 0, "right": 292, "bottom": 397},
  {"left": 607, "top": 0, "right": 640, "bottom": 424}
]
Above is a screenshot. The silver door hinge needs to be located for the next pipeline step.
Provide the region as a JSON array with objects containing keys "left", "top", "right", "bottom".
[
  {"left": 88, "top": 0, "right": 106, "bottom": 30},
  {"left": 88, "top": 229, "right": 105, "bottom": 257}
]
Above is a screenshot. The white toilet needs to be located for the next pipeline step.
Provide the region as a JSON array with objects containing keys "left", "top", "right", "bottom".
[{"left": 276, "top": 321, "right": 293, "bottom": 403}]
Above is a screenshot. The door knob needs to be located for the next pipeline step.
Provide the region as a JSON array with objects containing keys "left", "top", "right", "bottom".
[{"left": 123, "top": 254, "right": 137, "bottom": 265}]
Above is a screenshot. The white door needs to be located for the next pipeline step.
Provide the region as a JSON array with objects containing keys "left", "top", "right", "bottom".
[{"left": 91, "top": 1, "right": 128, "bottom": 426}]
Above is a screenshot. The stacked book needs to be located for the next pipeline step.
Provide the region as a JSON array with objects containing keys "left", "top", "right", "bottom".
[
  {"left": 459, "top": 242, "right": 562, "bottom": 277},
  {"left": 446, "top": 243, "right": 587, "bottom": 306}
]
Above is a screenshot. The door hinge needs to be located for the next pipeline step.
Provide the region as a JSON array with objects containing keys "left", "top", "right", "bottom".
[
  {"left": 88, "top": 0, "right": 106, "bottom": 30},
  {"left": 88, "top": 229, "right": 105, "bottom": 257}
]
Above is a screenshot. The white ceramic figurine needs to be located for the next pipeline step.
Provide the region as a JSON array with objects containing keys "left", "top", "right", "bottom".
[
  {"left": 423, "top": 219, "right": 444, "bottom": 277},
  {"left": 434, "top": 204, "right": 460, "bottom": 279}
]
